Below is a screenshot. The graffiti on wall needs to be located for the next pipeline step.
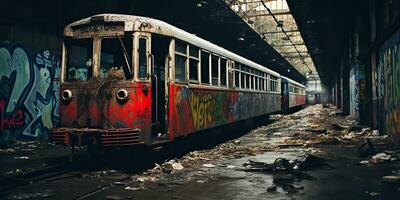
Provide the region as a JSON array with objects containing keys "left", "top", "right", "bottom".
[
  {"left": 0, "top": 43, "right": 60, "bottom": 145},
  {"left": 349, "top": 65, "right": 359, "bottom": 119},
  {"left": 378, "top": 28, "right": 400, "bottom": 144}
]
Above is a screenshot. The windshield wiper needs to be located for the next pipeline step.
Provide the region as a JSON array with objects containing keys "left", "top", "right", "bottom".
[{"left": 117, "top": 36, "right": 133, "bottom": 79}]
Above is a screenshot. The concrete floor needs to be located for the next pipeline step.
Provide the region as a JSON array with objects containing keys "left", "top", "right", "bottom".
[{"left": 1, "top": 105, "right": 400, "bottom": 200}]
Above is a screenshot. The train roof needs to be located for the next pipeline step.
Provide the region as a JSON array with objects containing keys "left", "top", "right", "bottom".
[
  {"left": 281, "top": 76, "right": 305, "bottom": 88},
  {"left": 64, "top": 14, "right": 280, "bottom": 77}
]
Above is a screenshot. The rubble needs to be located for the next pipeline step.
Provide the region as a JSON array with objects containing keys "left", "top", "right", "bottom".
[
  {"left": 242, "top": 154, "right": 325, "bottom": 173},
  {"left": 202, "top": 164, "right": 216, "bottom": 168},
  {"left": 165, "top": 160, "right": 184, "bottom": 171}
]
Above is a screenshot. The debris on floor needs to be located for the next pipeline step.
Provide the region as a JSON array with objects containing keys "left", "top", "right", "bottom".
[
  {"left": 242, "top": 154, "right": 325, "bottom": 173},
  {"left": 357, "top": 139, "right": 376, "bottom": 158},
  {"left": 382, "top": 175, "right": 400, "bottom": 183}
]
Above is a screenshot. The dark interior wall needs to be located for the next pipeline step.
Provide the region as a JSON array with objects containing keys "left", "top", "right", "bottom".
[{"left": 0, "top": 0, "right": 62, "bottom": 52}]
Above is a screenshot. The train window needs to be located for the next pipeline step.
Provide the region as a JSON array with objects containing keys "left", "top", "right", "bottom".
[
  {"left": 189, "top": 46, "right": 199, "bottom": 82},
  {"left": 270, "top": 75, "right": 278, "bottom": 92},
  {"left": 211, "top": 55, "right": 219, "bottom": 86},
  {"left": 138, "top": 38, "right": 148, "bottom": 79},
  {"left": 176, "top": 40, "right": 187, "bottom": 54},
  {"left": 220, "top": 58, "right": 227, "bottom": 87},
  {"left": 241, "top": 73, "right": 245, "bottom": 89},
  {"left": 250, "top": 75, "right": 253, "bottom": 90},
  {"left": 99, "top": 37, "right": 133, "bottom": 80},
  {"left": 252, "top": 75, "right": 255, "bottom": 90},
  {"left": 235, "top": 70, "right": 240, "bottom": 88},
  {"left": 246, "top": 74, "right": 250, "bottom": 89},
  {"left": 175, "top": 54, "right": 186, "bottom": 83},
  {"left": 189, "top": 59, "right": 199, "bottom": 82},
  {"left": 189, "top": 46, "right": 199, "bottom": 57},
  {"left": 260, "top": 78, "right": 264, "bottom": 91},
  {"left": 255, "top": 77, "right": 259, "bottom": 90},
  {"left": 66, "top": 38, "right": 93, "bottom": 81},
  {"left": 201, "top": 51, "right": 210, "bottom": 84}
]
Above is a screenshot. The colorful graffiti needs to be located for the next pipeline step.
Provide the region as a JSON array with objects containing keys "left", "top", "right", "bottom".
[
  {"left": 349, "top": 65, "right": 359, "bottom": 119},
  {"left": 0, "top": 42, "right": 60, "bottom": 145},
  {"left": 189, "top": 93, "right": 214, "bottom": 130},
  {"left": 169, "top": 84, "right": 280, "bottom": 138},
  {"left": 378, "top": 28, "right": 400, "bottom": 144}
]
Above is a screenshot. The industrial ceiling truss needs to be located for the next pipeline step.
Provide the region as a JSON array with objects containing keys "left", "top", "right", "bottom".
[{"left": 224, "top": 0, "right": 318, "bottom": 79}]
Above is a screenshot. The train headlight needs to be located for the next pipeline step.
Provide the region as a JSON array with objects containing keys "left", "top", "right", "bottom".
[
  {"left": 116, "top": 89, "right": 129, "bottom": 104},
  {"left": 61, "top": 89, "right": 73, "bottom": 102}
]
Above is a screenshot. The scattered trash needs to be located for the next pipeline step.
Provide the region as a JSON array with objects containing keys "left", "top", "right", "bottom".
[
  {"left": 106, "top": 195, "right": 123, "bottom": 200},
  {"left": 0, "top": 148, "right": 16, "bottom": 153},
  {"left": 136, "top": 176, "right": 158, "bottom": 182},
  {"left": 233, "top": 140, "right": 241, "bottom": 144},
  {"left": 113, "top": 181, "right": 127, "bottom": 186},
  {"left": 196, "top": 180, "right": 206, "bottom": 183},
  {"left": 370, "top": 153, "right": 391, "bottom": 164},
  {"left": 266, "top": 185, "right": 277, "bottom": 192},
  {"left": 367, "top": 192, "right": 381, "bottom": 196},
  {"left": 165, "top": 160, "right": 184, "bottom": 171},
  {"left": 14, "top": 156, "right": 29, "bottom": 160},
  {"left": 124, "top": 186, "right": 142, "bottom": 191},
  {"left": 370, "top": 130, "right": 380, "bottom": 136},
  {"left": 360, "top": 152, "right": 394, "bottom": 165},
  {"left": 202, "top": 164, "right": 216, "bottom": 168},
  {"left": 382, "top": 175, "right": 400, "bottom": 183},
  {"left": 358, "top": 139, "right": 376, "bottom": 158},
  {"left": 243, "top": 154, "right": 325, "bottom": 173}
]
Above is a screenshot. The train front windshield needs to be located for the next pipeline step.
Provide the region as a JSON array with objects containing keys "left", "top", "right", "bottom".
[{"left": 65, "top": 35, "right": 133, "bottom": 81}]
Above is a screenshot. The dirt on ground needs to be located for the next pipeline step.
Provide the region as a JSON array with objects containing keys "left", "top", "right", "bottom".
[{"left": 1, "top": 104, "right": 400, "bottom": 200}]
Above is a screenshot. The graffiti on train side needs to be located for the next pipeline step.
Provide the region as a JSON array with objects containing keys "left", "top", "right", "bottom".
[
  {"left": 189, "top": 93, "right": 214, "bottom": 130},
  {"left": 0, "top": 42, "right": 60, "bottom": 145},
  {"left": 378, "top": 28, "right": 400, "bottom": 144},
  {"left": 171, "top": 85, "right": 281, "bottom": 136}
]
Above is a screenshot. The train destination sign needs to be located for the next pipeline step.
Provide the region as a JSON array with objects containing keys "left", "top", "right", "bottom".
[{"left": 73, "top": 23, "right": 124, "bottom": 38}]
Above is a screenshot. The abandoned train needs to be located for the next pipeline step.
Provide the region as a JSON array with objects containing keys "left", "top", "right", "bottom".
[{"left": 50, "top": 14, "right": 306, "bottom": 149}]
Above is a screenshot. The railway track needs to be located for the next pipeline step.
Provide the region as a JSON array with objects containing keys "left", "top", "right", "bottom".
[
  {"left": 0, "top": 162, "right": 132, "bottom": 200},
  {"left": 0, "top": 163, "right": 74, "bottom": 194}
]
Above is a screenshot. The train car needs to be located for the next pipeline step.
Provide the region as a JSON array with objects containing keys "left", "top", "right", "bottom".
[
  {"left": 280, "top": 76, "right": 306, "bottom": 112},
  {"left": 50, "top": 14, "right": 282, "bottom": 149}
]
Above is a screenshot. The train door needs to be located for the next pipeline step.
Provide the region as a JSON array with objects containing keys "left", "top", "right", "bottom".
[
  {"left": 281, "top": 79, "right": 289, "bottom": 113},
  {"left": 150, "top": 34, "right": 170, "bottom": 141}
]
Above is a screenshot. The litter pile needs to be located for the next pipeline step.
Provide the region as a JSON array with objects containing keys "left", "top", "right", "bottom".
[
  {"left": 242, "top": 154, "right": 325, "bottom": 194},
  {"left": 242, "top": 154, "right": 325, "bottom": 174}
]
